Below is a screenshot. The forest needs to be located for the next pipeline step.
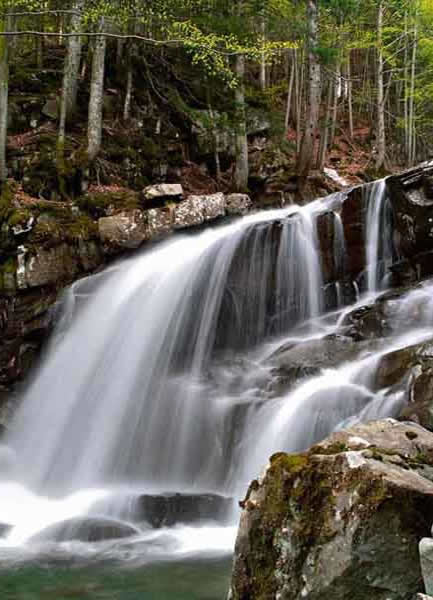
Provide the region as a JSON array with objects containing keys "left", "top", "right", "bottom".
[{"left": 0, "top": 0, "right": 432, "bottom": 202}]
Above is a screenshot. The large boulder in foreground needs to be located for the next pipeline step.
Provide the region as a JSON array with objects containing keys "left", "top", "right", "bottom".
[{"left": 229, "top": 420, "right": 433, "bottom": 600}]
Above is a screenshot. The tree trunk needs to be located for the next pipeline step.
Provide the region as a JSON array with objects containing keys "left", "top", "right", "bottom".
[
  {"left": 0, "top": 15, "right": 10, "bottom": 184},
  {"left": 234, "top": 53, "right": 248, "bottom": 191},
  {"left": 376, "top": 0, "right": 386, "bottom": 170},
  {"left": 330, "top": 62, "right": 340, "bottom": 148},
  {"left": 318, "top": 77, "right": 333, "bottom": 171},
  {"left": 285, "top": 51, "right": 295, "bottom": 131},
  {"left": 408, "top": 15, "right": 418, "bottom": 166},
  {"left": 87, "top": 19, "right": 107, "bottom": 161},
  {"left": 346, "top": 55, "right": 354, "bottom": 139},
  {"left": 297, "top": 0, "right": 321, "bottom": 177},
  {"left": 259, "top": 16, "right": 266, "bottom": 91},
  {"left": 58, "top": 0, "right": 85, "bottom": 161}
]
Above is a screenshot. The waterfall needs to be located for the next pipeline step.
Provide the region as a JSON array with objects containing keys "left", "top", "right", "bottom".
[
  {"left": 365, "top": 179, "right": 395, "bottom": 292},
  {"left": 1, "top": 203, "right": 328, "bottom": 504},
  {"left": 0, "top": 182, "right": 426, "bottom": 557}
]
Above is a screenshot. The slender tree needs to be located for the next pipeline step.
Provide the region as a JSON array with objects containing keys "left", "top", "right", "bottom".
[{"left": 298, "top": 0, "right": 321, "bottom": 177}]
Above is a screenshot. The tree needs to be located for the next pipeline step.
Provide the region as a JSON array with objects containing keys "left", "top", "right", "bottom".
[
  {"left": 0, "top": 6, "right": 10, "bottom": 184},
  {"left": 297, "top": 0, "right": 321, "bottom": 177}
]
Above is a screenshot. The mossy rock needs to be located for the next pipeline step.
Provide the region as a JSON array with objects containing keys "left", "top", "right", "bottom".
[{"left": 77, "top": 189, "right": 140, "bottom": 218}]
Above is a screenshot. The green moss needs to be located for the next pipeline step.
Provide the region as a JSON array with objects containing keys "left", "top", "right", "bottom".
[
  {"left": 310, "top": 442, "right": 348, "bottom": 455},
  {"left": 77, "top": 189, "right": 140, "bottom": 218},
  {"left": 0, "top": 182, "right": 14, "bottom": 221},
  {"left": 7, "top": 209, "right": 32, "bottom": 227},
  {"left": 0, "top": 257, "right": 17, "bottom": 293}
]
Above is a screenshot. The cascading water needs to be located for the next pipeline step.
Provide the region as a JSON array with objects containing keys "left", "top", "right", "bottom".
[
  {"left": 0, "top": 180, "right": 428, "bottom": 579},
  {"left": 365, "top": 179, "right": 395, "bottom": 292}
]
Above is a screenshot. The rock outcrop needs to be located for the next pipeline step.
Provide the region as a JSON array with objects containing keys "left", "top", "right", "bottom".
[
  {"left": 0, "top": 188, "right": 250, "bottom": 397},
  {"left": 229, "top": 420, "right": 433, "bottom": 600},
  {"left": 387, "top": 162, "right": 433, "bottom": 284}
]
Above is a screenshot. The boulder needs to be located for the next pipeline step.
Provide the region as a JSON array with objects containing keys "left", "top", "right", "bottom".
[
  {"left": 135, "top": 493, "right": 233, "bottom": 528},
  {"left": 226, "top": 194, "right": 252, "bottom": 216},
  {"left": 420, "top": 537, "right": 433, "bottom": 596},
  {"left": 145, "top": 206, "right": 174, "bottom": 238},
  {"left": 172, "top": 193, "right": 226, "bottom": 228},
  {"left": 174, "top": 196, "right": 205, "bottom": 229},
  {"left": 142, "top": 184, "right": 183, "bottom": 206},
  {"left": 229, "top": 420, "right": 433, "bottom": 600},
  {"left": 98, "top": 210, "right": 148, "bottom": 250},
  {"left": 0, "top": 523, "right": 12, "bottom": 538},
  {"left": 201, "top": 193, "right": 226, "bottom": 221},
  {"left": 373, "top": 339, "right": 433, "bottom": 431},
  {"left": 29, "top": 516, "right": 140, "bottom": 543}
]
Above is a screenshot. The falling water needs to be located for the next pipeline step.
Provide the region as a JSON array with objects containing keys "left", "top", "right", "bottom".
[
  {"left": 0, "top": 182, "right": 428, "bottom": 566},
  {"left": 365, "top": 179, "right": 395, "bottom": 292}
]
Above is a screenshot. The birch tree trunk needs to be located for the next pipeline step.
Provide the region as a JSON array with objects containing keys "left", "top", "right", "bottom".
[
  {"left": 318, "top": 77, "right": 333, "bottom": 170},
  {"left": 0, "top": 14, "right": 10, "bottom": 184},
  {"left": 285, "top": 51, "right": 295, "bottom": 131},
  {"left": 376, "top": 0, "right": 386, "bottom": 170},
  {"left": 259, "top": 16, "right": 266, "bottom": 91},
  {"left": 58, "top": 0, "right": 85, "bottom": 158},
  {"left": 298, "top": 0, "right": 321, "bottom": 177},
  {"left": 408, "top": 16, "right": 418, "bottom": 166},
  {"left": 87, "top": 19, "right": 107, "bottom": 161},
  {"left": 234, "top": 53, "right": 249, "bottom": 191},
  {"left": 346, "top": 55, "right": 354, "bottom": 139}
]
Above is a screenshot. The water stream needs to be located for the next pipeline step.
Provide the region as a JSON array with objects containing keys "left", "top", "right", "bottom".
[{"left": 0, "top": 180, "right": 429, "bottom": 598}]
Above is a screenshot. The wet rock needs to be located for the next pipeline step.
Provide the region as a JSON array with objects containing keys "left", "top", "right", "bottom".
[
  {"left": 414, "top": 595, "right": 433, "bottom": 600},
  {"left": 341, "top": 185, "right": 367, "bottom": 280},
  {"left": 135, "top": 493, "right": 233, "bottom": 528},
  {"left": 98, "top": 210, "right": 148, "bottom": 250},
  {"left": 268, "top": 334, "right": 362, "bottom": 371},
  {"left": 388, "top": 165, "right": 433, "bottom": 279},
  {"left": 420, "top": 537, "right": 433, "bottom": 596},
  {"left": 0, "top": 523, "right": 12, "bottom": 538},
  {"left": 30, "top": 517, "right": 140, "bottom": 543},
  {"left": 225, "top": 194, "right": 252, "bottom": 216},
  {"left": 142, "top": 183, "right": 183, "bottom": 206},
  {"left": 229, "top": 420, "right": 433, "bottom": 600}
]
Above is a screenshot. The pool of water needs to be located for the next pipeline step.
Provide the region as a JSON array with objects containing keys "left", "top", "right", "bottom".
[{"left": 0, "top": 556, "right": 232, "bottom": 600}]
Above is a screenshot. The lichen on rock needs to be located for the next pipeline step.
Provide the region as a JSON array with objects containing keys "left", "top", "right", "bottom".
[{"left": 229, "top": 420, "right": 433, "bottom": 600}]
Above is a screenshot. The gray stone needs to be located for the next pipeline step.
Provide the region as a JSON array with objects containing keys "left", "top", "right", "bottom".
[
  {"left": 229, "top": 420, "right": 433, "bottom": 600},
  {"left": 21, "top": 245, "right": 79, "bottom": 289},
  {"left": 226, "top": 194, "right": 252, "bottom": 216},
  {"left": 142, "top": 183, "right": 183, "bottom": 202},
  {"left": 174, "top": 196, "right": 205, "bottom": 229},
  {"left": 145, "top": 206, "right": 173, "bottom": 238},
  {"left": 420, "top": 538, "right": 433, "bottom": 595},
  {"left": 201, "top": 193, "right": 226, "bottom": 221},
  {"left": 98, "top": 210, "right": 148, "bottom": 250},
  {"left": 30, "top": 517, "right": 140, "bottom": 543}
]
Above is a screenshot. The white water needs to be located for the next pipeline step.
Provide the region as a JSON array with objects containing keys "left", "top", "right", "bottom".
[
  {"left": 0, "top": 182, "right": 427, "bottom": 560},
  {"left": 365, "top": 179, "right": 395, "bottom": 292}
]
